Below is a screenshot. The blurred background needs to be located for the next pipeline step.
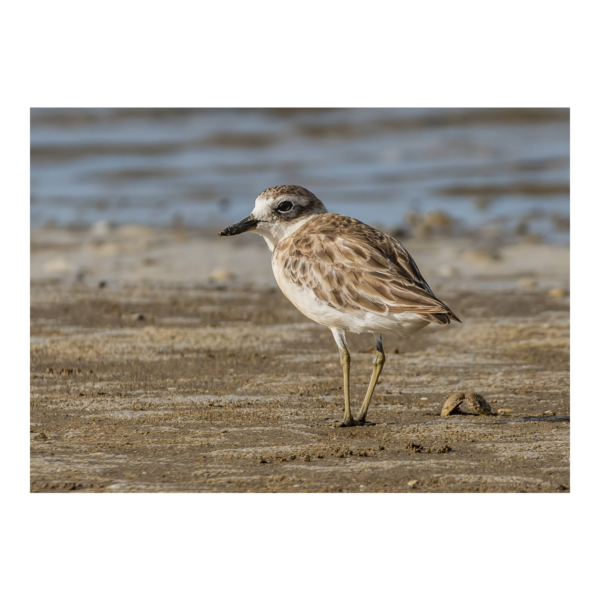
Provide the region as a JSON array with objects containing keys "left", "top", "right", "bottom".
[{"left": 30, "top": 108, "right": 569, "bottom": 286}]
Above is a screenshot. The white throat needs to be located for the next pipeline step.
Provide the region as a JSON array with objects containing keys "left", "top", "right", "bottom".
[{"left": 254, "top": 214, "right": 320, "bottom": 252}]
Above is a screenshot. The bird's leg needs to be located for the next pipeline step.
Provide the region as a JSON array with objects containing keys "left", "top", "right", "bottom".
[
  {"left": 339, "top": 346, "right": 355, "bottom": 426},
  {"left": 356, "top": 334, "right": 385, "bottom": 424},
  {"left": 332, "top": 328, "right": 356, "bottom": 427}
]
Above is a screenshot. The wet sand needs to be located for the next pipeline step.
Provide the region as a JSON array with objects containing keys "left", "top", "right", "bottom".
[{"left": 30, "top": 226, "right": 570, "bottom": 493}]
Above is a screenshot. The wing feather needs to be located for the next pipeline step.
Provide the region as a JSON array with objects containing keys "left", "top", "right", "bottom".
[{"left": 275, "top": 214, "right": 461, "bottom": 323}]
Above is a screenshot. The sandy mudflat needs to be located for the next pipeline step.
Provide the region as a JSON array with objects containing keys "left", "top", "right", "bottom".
[{"left": 30, "top": 226, "right": 570, "bottom": 493}]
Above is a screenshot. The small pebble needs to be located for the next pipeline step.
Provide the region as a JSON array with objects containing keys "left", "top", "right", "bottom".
[
  {"left": 548, "top": 288, "right": 567, "bottom": 298},
  {"left": 407, "top": 480, "right": 418, "bottom": 488},
  {"left": 209, "top": 268, "right": 235, "bottom": 282}
]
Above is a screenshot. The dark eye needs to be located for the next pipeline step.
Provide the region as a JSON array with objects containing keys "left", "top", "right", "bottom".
[{"left": 277, "top": 201, "right": 293, "bottom": 212}]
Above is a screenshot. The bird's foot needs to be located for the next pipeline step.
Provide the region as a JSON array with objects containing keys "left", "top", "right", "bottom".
[{"left": 333, "top": 418, "right": 376, "bottom": 427}]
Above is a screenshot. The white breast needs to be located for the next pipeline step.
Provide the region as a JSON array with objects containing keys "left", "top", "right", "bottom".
[{"left": 271, "top": 255, "right": 430, "bottom": 337}]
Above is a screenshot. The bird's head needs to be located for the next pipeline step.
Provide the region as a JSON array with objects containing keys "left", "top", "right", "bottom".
[{"left": 219, "top": 185, "right": 327, "bottom": 250}]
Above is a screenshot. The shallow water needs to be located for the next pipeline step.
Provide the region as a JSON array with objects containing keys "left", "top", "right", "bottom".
[{"left": 30, "top": 108, "right": 569, "bottom": 242}]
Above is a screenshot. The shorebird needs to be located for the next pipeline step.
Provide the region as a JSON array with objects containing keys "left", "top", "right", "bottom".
[{"left": 219, "top": 185, "right": 461, "bottom": 426}]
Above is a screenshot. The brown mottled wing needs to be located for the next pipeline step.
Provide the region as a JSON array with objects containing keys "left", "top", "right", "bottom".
[{"left": 276, "top": 214, "right": 461, "bottom": 325}]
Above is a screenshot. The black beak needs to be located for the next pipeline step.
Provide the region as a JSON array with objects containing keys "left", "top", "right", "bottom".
[{"left": 219, "top": 215, "right": 260, "bottom": 237}]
